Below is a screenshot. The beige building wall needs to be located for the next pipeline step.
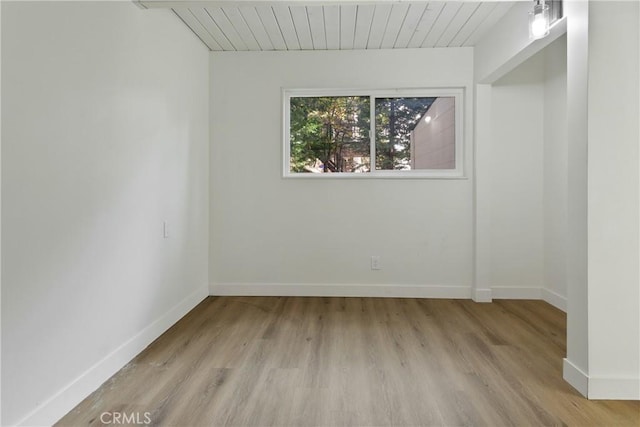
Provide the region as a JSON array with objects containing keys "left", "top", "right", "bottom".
[{"left": 410, "top": 97, "right": 455, "bottom": 169}]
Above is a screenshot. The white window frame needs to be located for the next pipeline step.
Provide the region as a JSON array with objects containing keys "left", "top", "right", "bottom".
[{"left": 283, "top": 87, "right": 465, "bottom": 179}]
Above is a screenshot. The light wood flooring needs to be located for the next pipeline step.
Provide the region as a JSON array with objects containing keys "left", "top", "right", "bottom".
[{"left": 57, "top": 297, "right": 640, "bottom": 426}]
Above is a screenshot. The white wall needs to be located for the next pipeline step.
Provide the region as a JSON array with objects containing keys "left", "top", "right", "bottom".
[
  {"left": 543, "top": 35, "right": 568, "bottom": 306},
  {"left": 477, "top": 0, "right": 639, "bottom": 399},
  {"left": 563, "top": 0, "right": 590, "bottom": 395},
  {"left": 475, "top": 1, "right": 533, "bottom": 83},
  {"left": 0, "top": 2, "right": 3, "bottom": 423},
  {"left": 489, "top": 53, "right": 545, "bottom": 297},
  {"left": 473, "top": 0, "right": 568, "bottom": 304},
  {"left": 586, "top": 0, "right": 639, "bottom": 399},
  {"left": 210, "top": 48, "right": 474, "bottom": 296},
  {"left": 1, "top": 2, "right": 209, "bottom": 424},
  {"left": 477, "top": 35, "right": 568, "bottom": 305},
  {"left": 474, "top": 1, "right": 566, "bottom": 84}
]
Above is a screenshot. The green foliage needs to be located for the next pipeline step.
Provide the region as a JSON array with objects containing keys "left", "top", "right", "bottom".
[
  {"left": 289, "top": 95, "right": 434, "bottom": 172},
  {"left": 290, "top": 96, "right": 370, "bottom": 173},
  {"left": 375, "top": 97, "right": 435, "bottom": 170}
]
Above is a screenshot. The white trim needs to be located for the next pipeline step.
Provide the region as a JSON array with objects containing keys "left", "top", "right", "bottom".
[
  {"left": 563, "top": 358, "right": 589, "bottom": 397},
  {"left": 132, "top": 1, "right": 148, "bottom": 9},
  {"left": 141, "top": 0, "right": 543, "bottom": 9},
  {"left": 210, "top": 283, "right": 471, "bottom": 299},
  {"left": 563, "top": 359, "right": 640, "bottom": 400},
  {"left": 473, "top": 288, "right": 493, "bottom": 303},
  {"left": 15, "top": 286, "right": 209, "bottom": 427},
  {"left": 589, "top": 377, "right": 640, "bottom": 400},
  {"left": 472, "top": 83, "right": 493, "bottom": 308},
  {"left": 542, "top": 288, "right": 567, "bottom": 312},
  {"left": 210, "top": 284, "right": 568, "bottom": 307},
  {"left": 284, "top": 87, "right": 462, "bottom": 98},
  {"left": 491, "top": 286, "right": 542, "bottom": 300},
  {"left": 369, "top": 94, "right": 376, "bottom": 171},
  {"left": 282, "top": 87, "right": 465, "bottom": 179},
  {"left": 478, "top": 16, "right": 568, "bottom": 84},
  {"left": 281, "top": 171, "right": 469, "bottom": 180}
]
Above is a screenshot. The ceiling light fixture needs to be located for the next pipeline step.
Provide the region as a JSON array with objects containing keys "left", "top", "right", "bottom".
[{"left": 529, "top": 0, "right": 550, "bottom": 40}]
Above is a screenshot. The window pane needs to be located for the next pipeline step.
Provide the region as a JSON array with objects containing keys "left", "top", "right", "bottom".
[
  {"left": 290, "top": 96, "right": 370, "bottom": 173},
  {"left": 375, "top": 97, "right": 455, "bottom": 170}
]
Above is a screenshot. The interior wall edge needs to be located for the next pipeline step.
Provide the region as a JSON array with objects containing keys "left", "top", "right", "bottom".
[
  {"left": 210, "top": 283, "right": 472, "bottom": 299},
  {"left": 15, "top": 285, "right": 208, "bottom": 427},
  {"left": 541, "top": 288, "right": 568, "bottom": 312},
  {"left": 588, "top": 377, "right": 640, "bottom": 400},
  {"left": 209, "top": 284, "right": 566, "bottom": 312},
  {"left": 490, "top": 286, "right": 542, "bottom": 300},
  {"left": 563, "top": 357, "right": 589, "bottom": 397},
  {"left": 472, "top": 288, "right": 493, "bottom": 303},
  {"left": 563, "top": 358, "right": 640, "bottom": 400}
]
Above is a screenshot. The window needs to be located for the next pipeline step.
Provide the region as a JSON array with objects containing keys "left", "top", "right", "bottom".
[
  {"left": 549, "top": 0, "right": 563, "bottom": 24},
  {"left": 284, "top": 88, "right": 464, "bottom": 178}
]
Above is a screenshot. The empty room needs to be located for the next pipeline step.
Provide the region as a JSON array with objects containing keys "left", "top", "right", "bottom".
[{"left": 1, "top": 0, "right": 639, "bottom": 425}]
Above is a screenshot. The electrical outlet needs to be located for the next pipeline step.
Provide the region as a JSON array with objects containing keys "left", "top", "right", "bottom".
[{"left": 371, "top": 256, "right": 381, "bottom": 270}]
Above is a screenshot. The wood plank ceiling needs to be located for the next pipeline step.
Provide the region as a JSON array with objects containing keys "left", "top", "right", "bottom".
[{"left": 167, "top": 2, "right": 515, "bottom": 51}]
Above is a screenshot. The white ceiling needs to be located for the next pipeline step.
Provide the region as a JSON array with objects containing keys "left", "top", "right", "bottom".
[{"left": 155, "top": 2, "right": 515, "bottom": 51}]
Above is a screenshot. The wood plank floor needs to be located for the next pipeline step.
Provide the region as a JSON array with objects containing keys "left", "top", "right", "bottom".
[{"left": 57, "top": 297, "right": 640, "bottom": 426}]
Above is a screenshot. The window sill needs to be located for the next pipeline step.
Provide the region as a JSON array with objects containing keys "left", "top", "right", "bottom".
[{"left": 282, "top": 171, "right": 468, "bottom": 180}]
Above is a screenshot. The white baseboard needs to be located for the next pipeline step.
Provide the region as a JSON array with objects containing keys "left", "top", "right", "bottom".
[
  {"left": 589, "top": 377, "right": 640, "bottom": 400},
  {"left": 542, "top": 288, "right": 567, "bottom": 312},
  {"left": 210, "top": 283, "right": 471, "bottom": 299},
  {"left": 473, "top": 288, "right": 493, "bottom": 303},
  {"left": 563, "top": 358, "right": 640, "bottom": 400},
  {"left": 491, "top": 286, "right": 542, "bottom": 299},
  {"left": 563, "top": 358, "right": 589, "bottom": 397},
  {"left": 490, "top": 287, "right": 566, "bottom": 311},
  {"left": 16, "top": 285, "right": 209, "bottom": 427},
  {"left": 211, "top": 284, "right": 568, "bottom": 308}
]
